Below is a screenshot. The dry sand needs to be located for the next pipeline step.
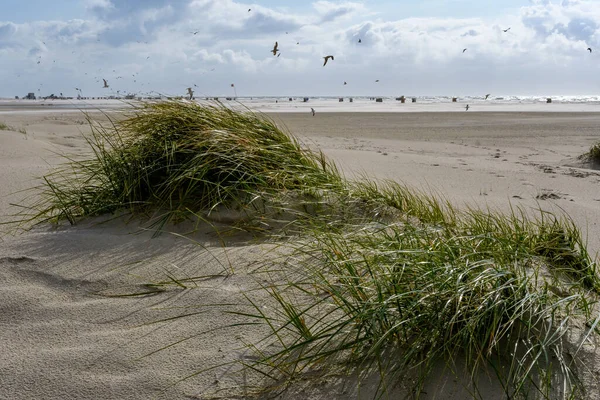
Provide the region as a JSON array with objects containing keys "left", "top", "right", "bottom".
[{"left": 1, "top": 108, "right": 600, "bottom": 399}]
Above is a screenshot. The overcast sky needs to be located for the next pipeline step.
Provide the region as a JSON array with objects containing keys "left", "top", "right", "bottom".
[{"left": 1, "top": 0, "right": 599, "bottom": 98}]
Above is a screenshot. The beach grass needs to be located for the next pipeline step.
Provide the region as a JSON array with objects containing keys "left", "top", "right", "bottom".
[
  {"left": 12, "top": 100, "right": 600, "bottom": 398},
  {"left": 12, "top": 100, "right": 342, "bottom": 231},
  {"left": 240, "top": 182, "right": 599, "bottom": 399},
  {"left": 589, "top": 143, "right": 600, "bottom": 163},
  {"left": 0, "top": 121, "right": 15, "bottom": 131}
]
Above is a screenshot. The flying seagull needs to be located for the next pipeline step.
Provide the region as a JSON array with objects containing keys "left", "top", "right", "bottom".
[
  {"left": 462, "top": 48, "right": 467, "bottom": 53},
  {"left": 277, "top": 52, "right": 281, "bottom": 57},
  {"left": 588, "top": 47, "right": 592, "bottom": 53},
  {"left": 248, "top": 8, "right": 251, "bottom": 12},
  {"left": 358, "top": 39, "right": 362, "bottom": 43},
  {"left": 503, "top": 27, "right": 511, "bottom": 32},
  {"left": 310, "top": 107, "right": 315, "bottom": 116},
  {"left": 485, "top": 94, "right": 491, "bottom": 100},
  {"left": 103, "top": 79, "right": 109, "bottom": 88},
  {"left": 344, "top": 81, "right": 347, "bottom": 85},
  {"left": 272, "top": 41, "right": 279, "bottom": 56},
  {"left": 191, "top": 31, "right": 199, "bottom": 35},
  {"left": 375, "top": 80, "right": 380, "bottom": 82},
  {"left": 187, "top": 87, "right": 194, "bottom": 100},
  {"left": 323, "top": 55, "right": 334, "bottom": 66}
]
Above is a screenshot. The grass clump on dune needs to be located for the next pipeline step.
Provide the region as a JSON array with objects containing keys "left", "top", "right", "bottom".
[
  {"left": 0, "top": 121, "right": 15, "bottom": 131},
  {"left": 17, "top": 101, "right": 342, "bottom": 229},
  {"left": 242, "top": 182, "right": 600, "bottom": 399},
  {"left": 588, "top": 143, "right": 600, "bottom": 163}
]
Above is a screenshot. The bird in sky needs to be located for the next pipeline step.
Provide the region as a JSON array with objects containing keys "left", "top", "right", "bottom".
[
  {"left": 277, "top": 52, "right": 281, "bottom": 57},
  {"left": 191, "top": 31, "right": 199, "bottom": 35},
  {"left": 344, "top": 81, "right": 347, "bottom": 85},
  {"left": 463, "top": 48, "right": 467, "bottom": 53},
  {"left": 248, "top": 8, "right": 251, "bottom": 12},
  {"left": 103, "top": 79, "right": 109, "bottom": 88},
  {"left": 311, "top": 108, "right": 315, "bottom": 116},
  {"left": 485, "top": 94, "right": 491, "bottom": 100},
  {"left": 375, "top": 80, "right": 380, "bottom": 82},
  {"left": 272, "top": 41, "right": 279, "bottom": 56},
  {"left": 588, "top": 47, "right": 593, "bottom": 53},
  {"left": 503, "top": 27, "right": 511, "bottom": 32},
  {"left": 323, "top": 55, "right": 334, "bottom": 66},
  {"left": 358, "top": 39, "right": 362, "bottom": 43}
]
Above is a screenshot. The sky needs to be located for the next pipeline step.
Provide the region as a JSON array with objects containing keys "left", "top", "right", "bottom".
[{"left": 0, "top": 0, "right": 599, "bottom": 98}]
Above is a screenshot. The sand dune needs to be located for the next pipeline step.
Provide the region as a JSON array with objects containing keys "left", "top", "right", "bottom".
[{"left": 1, "top": 107, "right": 600, "bottom": 399}]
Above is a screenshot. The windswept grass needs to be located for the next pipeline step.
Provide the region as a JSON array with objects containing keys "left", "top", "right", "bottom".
[
  {"left": 13, "top": 101, "right": 342, "bottom": 230},
  {"left": 0, "top": 121, "right": 15, "bottom": 131},
  {"left": 588, "top": 143, "right": 600, "bottom": 163},
  {"left": 9, "top": 100, "right": 600, "bottom": 398},
  {"left": 239, "top": 181, "right": 599, "bottom": 399}
]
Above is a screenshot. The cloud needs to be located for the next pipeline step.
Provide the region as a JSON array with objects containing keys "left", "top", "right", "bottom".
[
  {"left": 85, "top": 0, "right": 114, "bottom": 15},
  {"left": 1, "top": 0, "right": 600, "bottom": 97},
  {"left": 188, "top": 0, "right": 305, "bottom": 38},
  {"left": 312, "top": 1, "right": 365, "bottom": 23}
]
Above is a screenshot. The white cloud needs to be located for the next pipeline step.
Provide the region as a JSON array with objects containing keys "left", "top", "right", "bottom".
[
  {"left": 1, "top": 0, "right": 600, "bottom": 97},
  {"left": 312, "top": 1, "right": 366, "bottom": 23}
]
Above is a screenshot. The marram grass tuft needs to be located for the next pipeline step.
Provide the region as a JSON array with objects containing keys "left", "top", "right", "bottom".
[{"left": 14, "top": 101, "right": 342, "bottom": 230}]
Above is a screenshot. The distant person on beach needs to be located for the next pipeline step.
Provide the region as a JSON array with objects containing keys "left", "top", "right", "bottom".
[
  {"left": 311, "top": 107, "right": 315, "bottom": 116},
  {"left": 465, "top": 104, "right": 470, "bottom": 111}
]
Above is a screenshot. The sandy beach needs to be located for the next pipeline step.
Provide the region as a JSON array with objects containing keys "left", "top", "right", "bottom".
[{"left": 1, "top": 104, "right": 600, "bottom": 399}]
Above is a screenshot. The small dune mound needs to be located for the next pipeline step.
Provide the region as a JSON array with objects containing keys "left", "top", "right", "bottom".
[{"left": 17, "top": 101, "right": 342, "bottom": 228}]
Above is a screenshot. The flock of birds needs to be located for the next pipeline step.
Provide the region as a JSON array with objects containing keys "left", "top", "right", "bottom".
[{"left": 23, "top": 13, "right": 595, "bottom": 111}]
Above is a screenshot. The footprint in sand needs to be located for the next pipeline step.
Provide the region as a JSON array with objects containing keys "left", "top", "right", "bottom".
[
  {"left": 565, "top": 169, "right": 591, "bottom": 178},
  {"left": 0, "top": 256, "right": 36, "bottom": 264},
  {"left": 536, "top": 189, "right": 565, "bottom": 200}
]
